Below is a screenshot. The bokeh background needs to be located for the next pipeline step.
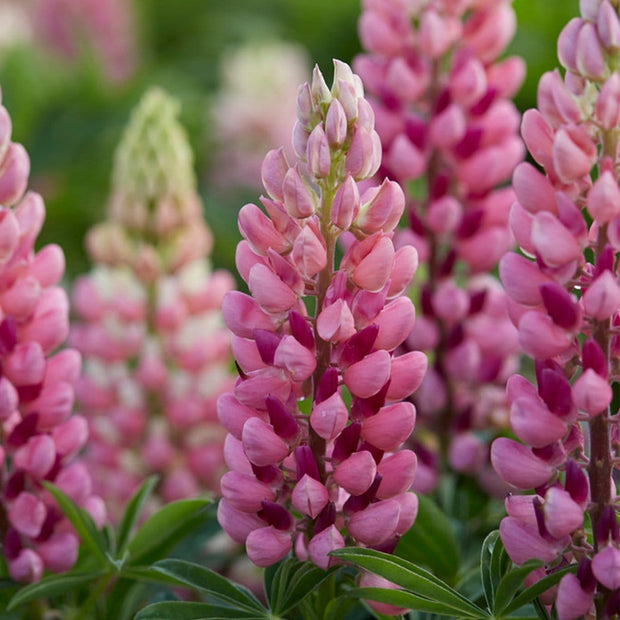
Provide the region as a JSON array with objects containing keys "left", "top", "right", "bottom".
[{"left": 0, "top": 0, "right": 579, "bottom": 282}]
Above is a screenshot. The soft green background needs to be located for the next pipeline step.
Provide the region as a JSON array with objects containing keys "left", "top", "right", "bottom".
[{"left": 0, "top": 0, "right": 580, "bottom": 279}]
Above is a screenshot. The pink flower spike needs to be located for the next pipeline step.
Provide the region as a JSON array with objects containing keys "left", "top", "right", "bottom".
[
  {"left": 238, "top": 203, "right": 289, "bottom": 255},
  {"left": 220, "top": 471, "right": 276, "bottom": 513},
  {"left": 598, "top": 0, "right": 620, "bottom": 49},
  {"left": 376, "top": 450, "right": 417, "bottom": 499},
  {"left": 291, "top": 474, "right": 329, "bottom": 518},
  {"left": 356, "top": 179, "right": 405, "bottom": 235},
  {"left": 308, "top": 525, "right": 345, "bottom": 570},
  {"left": 242, "top": 417, "right": 290, "bottom": 466},
  {"left": 510, "top": 397, "right": 567, "bottom": 448},
  {"left": 344, "top": 350, "right": 391, "bottom": 398},
  {"left": 543, "top": 487, "right": 584, "bottom": 538},
  {"left": 361, "top": 401, "right": 416, "bottom": 452},
  {"left": 572, "top": 368, "right": 612, "bottom": 417},
  {"left": 13, "top": 434, "right": 56, "bottom": 478},
  {"left": 333, "top": 450, "right": 377, "bottom": 496},
  {"left": 386, "top": 134, "right": 426, "bottom": 182},
  {"left": 246, "top": 526, "right": 292, "bottom": 567},
  {"left": 310, "top": 390, "right": 348, "bottom": 441},
  {"left": 8, "top": 492, "right": 46, "bottom": 538},
  {"left": 325, "top": 99, "right": 348, "bottom": 148},
  {"left": 491, "top": 438, "right": 553, "bottom": 489},
  {"left": 222, "top": 291, "right": 277, "bottom": 339},
  {"left": 348, "top": 499, "right": 400, "bottom": 545},
  {"left": 591, "top": 546, "right": 620, "bottom": 590},
  {"left": 0, "top": 207, "right": 19, "bottom": 261},
  {"left": 555, "top": 573, "right": 594, "bottom": 620},
  {"left": 388, "top": 245, "right": 418, "bottom": 298},
  {"left": 352, "top": 235, "right": 395, "bottom": 293},
  {"left": 582, "top": 270, "right": 620, "bottom": 320}
]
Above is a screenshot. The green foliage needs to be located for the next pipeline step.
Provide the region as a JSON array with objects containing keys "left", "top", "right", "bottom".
[{"left": 7, "top": 477, "right": 212, "bottom": 618}]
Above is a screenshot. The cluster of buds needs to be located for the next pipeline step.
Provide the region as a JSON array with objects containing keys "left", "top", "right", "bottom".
[
  {"left": 217, "top": 60, "right": 426, "bottom": 570},
  {"left": 492, "top": 1, "right": 620, "bottom": 616},
  {"left": 71, "top": 88, "right": 235, "bottom": 521},
  {"left": 210, "top": 41, "right": 310, "bottom": 191},
  {"left": 0, "top": 89, "right": 104, "bottom": 582},
  {"left": 31, "top": 0, "right": 137, "bottom": 84},
  {"left": 354, "top": 0, "right": 525, "bottom": 490}
]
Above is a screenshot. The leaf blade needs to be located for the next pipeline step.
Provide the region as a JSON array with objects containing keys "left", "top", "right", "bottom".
[{"left": 116, "top": 475, "right": 158, "bottom": 556}]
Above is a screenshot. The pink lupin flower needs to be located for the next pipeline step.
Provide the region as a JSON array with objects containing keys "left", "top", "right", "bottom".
[
  {"left": 217, "top": 61, "right": 423, "bottom": 567},
  {"left": 355, "top": 0, "right": 524, "bottom": 490},
  {"left": 494, "top": 2, "right": 620, "bottom": 612},
  {"left": 72, "top": 89, "right": 235, "bottom": 521},
  {"left": 0, "top": 90, "right": 103, "bottom": 582}
]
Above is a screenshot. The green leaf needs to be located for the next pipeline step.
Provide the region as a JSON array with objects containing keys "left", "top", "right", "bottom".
[
  {"left": 331, "top": 548, "right": 489, "bottom": 618},
  {"left": 8, "top": 571, "right": 105, "bottom": 610},
  {"left": 395, "top": 494, "right": 460, "bottom": 583},
  {"left": 353, "top": 588, "right": 486, "bottom": 618},
  {"left": 324, "top": 595, "right": 363, "bottom": 620},
  {"left": 480, "top": 530, "right": 499, "bottom": 611},
  {"left": 116, "top": 475, "right": 159, "bottom": 556},
  {"left": 41, "top": 482, "right": 110, "bottom": 569},
  {"left": 272, "top": 560, "right": 337, "bottom": 616},
  {"left": 263, "top": 559, "right": 280, "bottom": 606},
  {"left": 152, "top": 559, "right": 264, "bottom": 613},
  {"left": 501, "top": 564, "right": 577, "bottom": 617},
  {"left": 266, "top": 557, "right": 295, "bottom": 612},
  {"left": 493, "top": 560, "right": 543, "bottom": 615},
  {"left": 127, "top": 498, "right": 211, "bottom": 565},
  {"left": 135, "top": 601, "right": 267, "bottom": 619}
]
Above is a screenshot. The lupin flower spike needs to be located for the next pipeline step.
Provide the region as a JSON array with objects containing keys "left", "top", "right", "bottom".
[
  {"left": 72, "top": 88, "right": 235, "bottom": 520},
  {"left": 354, "top": 0, "right": 524, "bottom": 492},
  {"left": 493, "top": 2, "right": 620, "bottom": 616},
  {"left": 0, "top": 87, "right": 104, "bottom": 582},
  {"left": 217, "top": 60, "right": 425, "bottom": 571}
]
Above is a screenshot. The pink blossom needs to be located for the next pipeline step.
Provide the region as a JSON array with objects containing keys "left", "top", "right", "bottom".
[{"left": 217, "top": 62, "right": 421, "bottom": 567}]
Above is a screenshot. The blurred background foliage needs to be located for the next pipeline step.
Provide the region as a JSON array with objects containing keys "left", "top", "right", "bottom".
[{"left": 0, "top": 0, "right": 579, "bottom": 281}]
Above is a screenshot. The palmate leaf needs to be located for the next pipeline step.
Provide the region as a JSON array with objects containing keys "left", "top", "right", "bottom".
[
  {"left": 7, "top": 571, "right": 106, "bottom": 610},
  {"left": 41, "top": 482, "right": 111, "bottom": 569},
  {"left": 150, "top": 558, "right": 265, "bottom": 613},
  {"left": 126, "top": 498, "right": 211, "bottom": 566},
  {"left": 331, "top": 548, "right": 489, "bottom": 619},
  {"left": 353, "top": 587, "right": 486, "bottom": 618},
  {"left": 267, "top": 557, "right": 338, "bottom": 616},
  {"left": 395, "top": 495, "right": 460, "bottom": 583},
  {"left": 134, "top": 601, "right": 268, "bottom": 619},
  {"left": 498, "top": 563, "right": 577, "bottom": 617},
  {"left": 493, "top": 560, "right": 543, "bottom": 615}
]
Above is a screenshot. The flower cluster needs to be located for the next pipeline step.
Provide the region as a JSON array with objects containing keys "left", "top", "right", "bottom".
[
  {"left": 492, "top": 2, "right": 620, "bottom": 616},
  {"left": 71, "top": 88, "right": 235, "bottom": 521},
  {"left": 0, "top": 89, "right": 104, "bottom": 582},
  {"left": 31, "top": 0, "right": 136, "bottom": 83},
  {"left": 210, "top": 41, "right": 310, "bottom": 191},
  {"left": 217, "top": 61, "right": 426, "bottom": 569},
  {"left": 354, "top": 0, "right": 525, "bottom": 490}
]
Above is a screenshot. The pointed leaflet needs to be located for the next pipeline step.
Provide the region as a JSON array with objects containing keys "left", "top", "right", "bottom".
[
  {"left": 331, "top": 548, "right": 489, "bottom": 618},
  {"left": 116, "top": 475, "right": 158, "bottom": 557},
  {"left": 135, "top": 601, "right": 268, "bottom": 619}
]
